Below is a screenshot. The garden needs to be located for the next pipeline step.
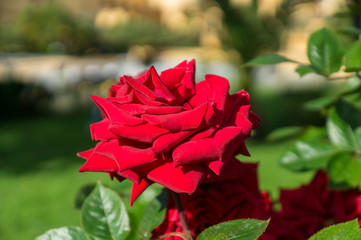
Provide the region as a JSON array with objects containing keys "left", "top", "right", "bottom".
[{"left": 1, "top": 0, "right": 361, "bottom": 239}]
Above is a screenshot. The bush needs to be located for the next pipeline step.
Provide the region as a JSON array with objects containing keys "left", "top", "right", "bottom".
[
  {"left": 97, "top": 20, "right": 199, "bottom": 52},
  {"left": 13, "top": 3, "right": 96, "bottom": 54}
]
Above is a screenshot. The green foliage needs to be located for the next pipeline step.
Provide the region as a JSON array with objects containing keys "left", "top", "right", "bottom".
[
  {"left": 15, "top": 3, "right": 95, "bottom": 54},
  {"left": 36, "top": 182, "right": 131, "bottom": 240},
  {"left": 97, "top": 21, "right": 198, "bottom": 52},
  {"left": 74, "top": 183, "right": 96, "bottom": 209},
  {"left": 214, "top": 0, "right": 295, "bottom": 62},
  {"left": 245, "top": 53, "right": 295, "bottom": 65},
  {"left": 280, "top": 139, "right": 336, "bottom": 171},
  {"left": 327, "top": 153, "right": 361, "bottom": 188},
  {"left": 137, "top": 188, "right": 168, "bottom": 240},
  {"left": 197, "top": 218, "right": 269, "bottom": 240},
  {"left": 36, "top": 181, "right": 173, "bottom": 240},
  {"left": 304, "top": 96, "right": 336, "bottom": 111},
  {"left": 296, "top": 65, "right": 318, "bottom": 76},
  {"left": 0, "top": 22, "right": 25, "bottom": 52},
  {"left": 327, "top": 108, "right": 360, "bottom": 152},
  {"left": 248, "top": 25, "right": 361, "bottom": 198},
  {"left": 307, "top": 28, "right": 344, "bottom": 76},
  {"left": 81, "top": 182, "right": 130, "bottom": 240},
  {"left": 36, "top": 227, "right": 88, "bottom": 240},
  {"left": 345, "top": 40, "right": 361, "bottom": 72},
  {"left": 308, "top": 219, "right": 361, "bottom": 240},
  {"left": 266, "top": 126, "right": 304, "bottom": 141},
  {"left": 334, "top": 100, "right": 361, "bottom": 130},
  {"left": 337, "top": 26, "right": 361, "bottom": 36}
]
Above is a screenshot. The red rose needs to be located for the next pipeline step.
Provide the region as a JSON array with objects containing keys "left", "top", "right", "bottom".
[
  {"left": 263, "top": 171, "right": 361, "bottom": 240},
  {"left": 152, "top": 161, "right": 271, "bottom": 240},
  {"left": 77, "top": 60, "right": 260, "bottom": 205}
]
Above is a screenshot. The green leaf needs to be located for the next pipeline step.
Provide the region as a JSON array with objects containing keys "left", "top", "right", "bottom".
[
  {"left": 36, "top": 226, "right": 88, "bottom": 240},
  {"left": 266, "top": 126, "right": 303, "bottom": 141},
  {"left": 356, "top": 127, "right": 361, "bottom": 150},
  {"left": 309, "top": 219, "right": 361, "bottom": 240},
  {"left": 298, "top": 126, "right": 328, "bottom": 141},
  {"left": 337, "top": 26, "right": 361, "bottom": 36},
  {"left": 280, "top": 139, "right": 336, "bottom": 171},
  {"left": 327, "top": 108, "right": 360, "bottom": 152},
  {"left": 137, "top": 188, "right": 169, "bottom": 240},
  {"left": 197, "top": 219, "right": 269, "bottom": 240},
  {"left": 335, "top": 100, "right": 361, "bottom": 130},
  {"left": 245, "top": 53, "right": 296, "bottom": 65},
  {"left": 304, "top": 96, "right": 336, "bottom": 111},
  {"left": 307, "top": 28, "right": 343, "bottom": 76},
  {"left": 81, "top": 182, "right": 130, "bottom": 240},
  {"left": 345, "top": 40, "right": 361, "bottom": 72},
  {"left": 328, "top": 180, "right": 353, "bottom": 190},
  {"left": 74, "top": 183, "right": 96, "bottom": 209},
  {"left": 296, "top": 65, "right": 318, "bottom": 76},
  {"left": 343, "top": 77, "right": 361, "bottom": 96},
  {"left": 327, "top": 152, "right": 361, "bottom": 187}
]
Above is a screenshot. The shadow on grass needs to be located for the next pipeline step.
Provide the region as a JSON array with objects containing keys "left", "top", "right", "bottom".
[{"left": 0, "top": 110, "right": 96, "bottom": 174}]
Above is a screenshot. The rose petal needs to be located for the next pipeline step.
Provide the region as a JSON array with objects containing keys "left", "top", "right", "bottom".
[
  {"left": 232, "top": 111, "right": 253, "bottom": 136},
  {"left": 143, "top": 102, "right": 211, "bottom": 131},
  {"left": 149, "top": 163, "right": 205, "bottom": 193},
  {"left": 94, "top": 140, "right": 158, "bottom": 172},
  {"left": 77, "top": 148, "right": 94, "bottom": 160},
  {"left": 208, "top": 127, "right": 248, "bottom": 175},
  {"left": 110, "top": 78, "right": 131, "bottom": 98},
  {"left": 188, "top": 127, "right": 217, "bottom": 142},
  {"left": 160, "top": 67, "right": 186, "bottom": 90},
  {"left": 222, "top": 90, "right": 250, "bottom": 125},
  {"left": 108, "top": 172, "right": 121, "bottom": 181},
  {"left": 79, "top": 153, "right": 118, "bottom": 172},
  {"left": 192, "top": 74, "right": 230, "bottom": 125},
  {"left": 108, "top": 91, "right": 134, "bottom": 104},
  {"left": 90, "top": 118, "right": 118, "bottom": 141},
  {"left": 160, "top": 60, "right": 196, "bottom": 105},
  {"left": 250, "top": 111, "right": 261, "bottom": 128},
  {"left": 152, "top": 129, "right": 196, "bottom": 154},
  {"left": 171, "top": 70, "right": 196, "bottom": 105},
  {"left": 116, "top": 104, "right": 184, "bottom": 115},
  {"left": 133, "top": 90, "right": 166, "bottom": 106},
  {"left": 109, "top": 122, "right": 169, "bottom": 142},
  {"left": 172, "top": 126, "right": 244, "bottom": 166},
  {"left": 238, "top": 143, "right": 250, "bottom": 156},
  {"left": 130, "top": 178, "right": 152, "bottom": 206},
  {"left": 206, "top": 160, "right": 224, "bottom": 176},
  {"left": 124, "top": 75, "right": 168, "bottom": 102},
  {"left": 205, "top": 158, "right": 257, "bottom": 183},
  {"left": 148, "top": 66, "right": 175, "bottom": 102},
  {"left": 118, "top": 169, "right": 142, "bottom": 184},
  {"left": 231, "top": 90, "right": 250, "bottom": 106},
  {"left": 90, "top": 95, "right": 144, "bottom": 125},
  {"left": 135, "top": 157, "right": 206, "bottom": 193}
]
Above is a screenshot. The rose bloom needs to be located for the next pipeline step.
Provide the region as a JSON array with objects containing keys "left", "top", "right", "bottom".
[
  {"left": 77, "top": 60, "right": 260, "bottom": 204},
  {"left": 152, "top": 162, "right": 271, "bottom": 240},
  {"left": 262, "top": 171, "right": 361, "bottom": 240}
]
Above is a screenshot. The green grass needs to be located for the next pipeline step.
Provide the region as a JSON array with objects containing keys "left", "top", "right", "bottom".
[
  {"left": 245, "top": 140, "right": 314, "bottom": 200},
  {"left": 0, "top": 113, "right": 110, "bottom": 239},
  {"left": 0, "top": 113, "right": 313, "bottom": 239}
]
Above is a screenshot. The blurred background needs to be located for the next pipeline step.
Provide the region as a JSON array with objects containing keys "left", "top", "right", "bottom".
[{"left": 0, "top": 0, "right": 357, "bottom": 239}]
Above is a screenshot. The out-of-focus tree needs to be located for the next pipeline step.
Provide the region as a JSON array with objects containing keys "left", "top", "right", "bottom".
[
  {"left": 212, "top": 0, "right": 305, "bottom": 90},
  {"left": 96, "top": 20, "right": 199, "bottom": 54},
  {"left": 14, "top": 3, "right": 96, "bottom": 54}
]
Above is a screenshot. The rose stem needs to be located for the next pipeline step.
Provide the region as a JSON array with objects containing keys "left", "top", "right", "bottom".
[{"left": 171, "top": 191, "right": 194, "bottom": 240}]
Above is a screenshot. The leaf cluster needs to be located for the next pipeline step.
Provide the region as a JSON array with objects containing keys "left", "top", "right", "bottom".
[
  {"left": 36, "top": 182, "right": 168, "bottom": 240},
  {"left": 247, "top": 27, "right": 361, "bottom": 189},
  {"left": 36, "top": 182, "right": 271, "bottom": 240},
  {"left": 247, "top": 27, "right": 361, "bottom": 238}
]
